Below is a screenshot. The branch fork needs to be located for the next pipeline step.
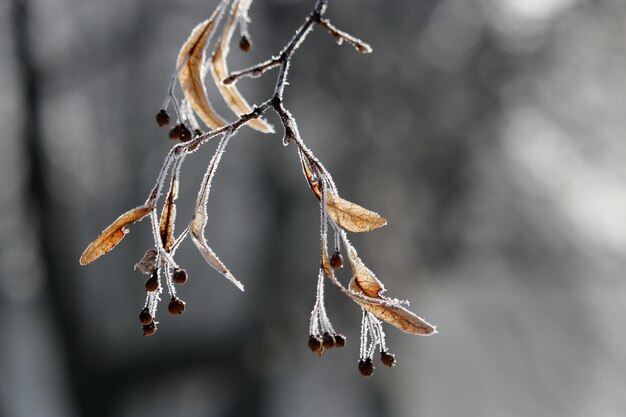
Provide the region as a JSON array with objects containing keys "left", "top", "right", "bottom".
[{"left": 79, "top": 0, "right": 435, "bottom": 374}]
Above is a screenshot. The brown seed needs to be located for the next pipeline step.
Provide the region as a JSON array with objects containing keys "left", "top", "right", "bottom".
[
  {"left": 380, "top": 351, "right": 396, "bottom": 367},
  {"left": 330, "top": 252, "right": 343, "bottom": 269},
  {"left": 322, "top": 332, "right": 335, "bottom": 349},
  {"left": 334, "top": 334, "right": 346, "bottom": 348},
  {"left": 239, "top": 35, "right": 253, "bottom": 52},
  {"left": 173, "top": 268, "right": 188, "bottom": 285},
  {"left": 179, "top": 124, "right": 192, "bottom": 142},
  {"left": 168, "top": 297, "right": 186, "bottom": 315},
  {"left": 139, "top": 307, "right": 153, "bottom": 325},
  {"left": 308, "top": 335, "right": 323, "bottom": 355},
  {"left": 145, "top": 273, "right": 159, "bottom": 292},
  {"left": 142, "top": 322, "right": 157, "bottom": 336},
  {"left": 156, "top": 109, "right": 170, "bottom": 127},
  {"left": 169, "top": 124, "right": 182, "bottom": 140},
  {"left": 358, "top": 358, "right": 374, "bottom": 377}
]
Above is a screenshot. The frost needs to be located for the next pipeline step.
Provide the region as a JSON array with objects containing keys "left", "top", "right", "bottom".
[{"left": 79, "top": 0, "right": 435, "bottom": 368}]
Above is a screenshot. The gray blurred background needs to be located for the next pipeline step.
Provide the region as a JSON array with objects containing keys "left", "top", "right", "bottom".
[{"left": 2, "top": 0, "right": 626, "bottom": 416}]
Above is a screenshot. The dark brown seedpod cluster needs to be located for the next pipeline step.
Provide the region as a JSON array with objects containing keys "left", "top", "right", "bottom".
[
  {"left": 179, "top": 124, "right": 192, "bottom": 142},
  {"left": 308, "top": 331, "right": 346, "bottom": 356},
  {"left": 322, "top": 332, "right": 335, "bottom": 349},
  {"left": 168, "top": 123, "right": 192, "bottom": 141},
  {"left": 168, "top": 297, "right": 186, "bottom": 316},
  {"left": 308, "top": 335, "right": 323, "bottom": 355},
  {"left": 156, "top": 109, "right": 170, "bottom": 127},
  {"left": 168, "top": 124, "right": 182, "bottom": 141},
  {"left": 142, "top": 322, "right": 157, "bottom": 336},
  {"left": 78, "top": 0, "right": 436, "bottom": 376},
  {"left": 239, "top": 35, "right": 253, "bottom": 52},
  {"left": 358, "top": 358, "right": 374, "bottom": 377},
  {"left": 145, "top": 273, "right": 159, "bottom": 292},
  {"left": 334, "top": 334, "right": 346, "bottom": 348},
  {"left": 329, "top": 251, "right": 343, "bottom": 269},
  {"left": 173, "top": 268, "right": 188, "bottom": 285},
  {"left": 380, "top": 351, "right": 396, "bottom": 367},
  {"left": 139, "top": 307, "right": 153, "bottom": 325}
]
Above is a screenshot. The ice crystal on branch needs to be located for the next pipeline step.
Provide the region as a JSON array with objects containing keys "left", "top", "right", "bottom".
[{"left": 79, "top": 0, "right": 436, "bottom": 375}]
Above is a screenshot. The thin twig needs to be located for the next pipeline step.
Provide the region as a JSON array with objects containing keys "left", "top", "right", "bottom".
[{"left": 317, "top": 18, "right": 372, "bottom": 53}]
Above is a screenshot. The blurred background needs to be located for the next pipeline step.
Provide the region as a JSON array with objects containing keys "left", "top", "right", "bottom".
[{"left": 2, "top": 0, "right": 626, "bottom": 416}]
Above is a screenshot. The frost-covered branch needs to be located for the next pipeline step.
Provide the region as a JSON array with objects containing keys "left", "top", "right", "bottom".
[{"left": 79, "top": 0, "right": 436, "bottom": 377}]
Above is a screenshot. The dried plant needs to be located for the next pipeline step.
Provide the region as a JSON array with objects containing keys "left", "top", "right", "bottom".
[{"left": 80, "top": 0, "right": 436, "bottom": 376}]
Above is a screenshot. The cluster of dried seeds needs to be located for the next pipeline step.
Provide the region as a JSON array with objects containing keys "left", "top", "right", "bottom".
[{"left": 80, "top": 0, "right": 436, "bottom": 376}]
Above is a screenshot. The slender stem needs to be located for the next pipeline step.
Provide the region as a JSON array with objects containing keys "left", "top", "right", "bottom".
[{"left": 317, "top": 18, "right": 372, "bottom": 53}]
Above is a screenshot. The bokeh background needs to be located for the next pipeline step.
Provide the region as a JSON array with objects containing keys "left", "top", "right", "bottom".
[{"left": 2, "top": 0, "right": 626, "bottom": 416}]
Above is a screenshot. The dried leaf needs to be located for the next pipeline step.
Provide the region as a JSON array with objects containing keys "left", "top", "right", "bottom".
[
  {"left": 177, "top": 9, "right": 226, "bottom": 129},
  {"left": 159, "top": 177, "right": 178, "bottom": 252},
  {"left": 345, "top": 243, "right": 385, "bottom": 298},
  {"left": 325, "top": 193, "right": 387, "bottom": 233},
  {"left": 134, "top": 249, "right": 158, "bottom": 274},
  {"left": 188, "top": 134, "right": 244, "bottom": 291},
  {"left": 321, "top": 244, "right": 435, "bottom": 335},
  {"left": 189, "top": 229, "right": 244, "bottom": 291},
  {"left": 80, "top": 204, "right": 153, "bottom": 265},
  {"left": 301, "top": 155, "right": 385, "bottom": 232},
  {"left": 210, "top": 0, "right": 274, "bottom": 133},
  {"left": 354, "top": 297, "right": 436, "bottom": 335}
]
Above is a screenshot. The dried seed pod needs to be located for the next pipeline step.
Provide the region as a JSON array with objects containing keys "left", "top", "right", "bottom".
[
  {"left": 322, "top": 332, "right": 335, "bottom": 349},
  {"left": 173, "top": 268, "right": 188, "bottom": 285},
  {"left": 168, "top": 297, "right": 186, "bottom": 315},
  {"left": 308, "top": 335, "right": 323, "bottom": 355},
  {"left": 145, "top": 273, "right": 159, "bottom": 292},
  {"left": 330, "top": 251, "right": 343, "bottom": 269},
  {"left": 380, "top": 351, "right": 395, "bottom": 367},
  {"left": 169, "top": 124, "right": 182, "bottom": 140},
  {"left": 334, "top": 333, "right": 346, "bottom": 348},
  {"left": 142, "top": 322, "right": 157, "bottom": 336},
  {"left": 239, "top": 35, "right": 253, "bottom": 52},
  {"left": 155, "top": 109, "right": 170, "bottom": 127},
  {"left": 358, "top": 358, "right": 374, "bottom": 377},
  {"left": 179, "top": 124, "right": 192, "bottom": 142},
  {"left": 139, "top": 307, "right": 153, "bottom": 325}
]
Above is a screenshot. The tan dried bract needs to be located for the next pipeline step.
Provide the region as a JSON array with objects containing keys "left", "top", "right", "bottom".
[
  {"left": 189, "top": 221, "right": 244, "bottom": 291},
  {"left": 321, "top": 244, "right": 434, "bottom": 336},
  {"left": 356, "top": 297, "right": 436, "bottom": 335},
  {"left": 325, "top": 193, "right": 387, "bottom": 233},
  {"left": 301, "top": 158, "right": 385, "bottom": 233},
  {"left": 188, "top": 137, "right": 245, "bottom": 292},
  {"left": 177, "top": 9, "right": 226, "bottom": 129},
  {"left": 159, "top": 179, "right": 178, "bottom": 252},
  {"left": 80, "top": 204, "right": 153, "bottom": 265},
  {"left": 134, "top": 249, "right": 158, "bottom": 274},
  {"left": 210, "top": 0, "right": 274, "bottom": 133},
  {"left": 300, "top": 156, "right": 322, "bottom": 199},
  {"left": 345, "top": 244, "right": 385, "bottom": 298}
]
